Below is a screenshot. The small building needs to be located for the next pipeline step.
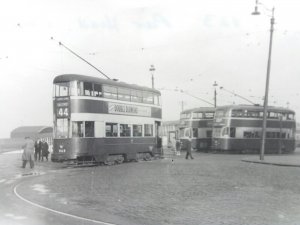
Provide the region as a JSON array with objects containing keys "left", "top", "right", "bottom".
[
  {"left": 0, "top": 126, "right": 53, "bottom": 151},
  {"left": 11, "top": 126, "right": 53, "bottom": 142}
]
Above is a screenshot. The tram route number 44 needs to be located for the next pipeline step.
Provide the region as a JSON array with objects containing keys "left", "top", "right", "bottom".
[{"left": 57, "top": 107, "right": 69, "bottom": 117}]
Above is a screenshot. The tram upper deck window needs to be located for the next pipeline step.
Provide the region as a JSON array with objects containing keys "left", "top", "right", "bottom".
[
  {"left": 204, "top": 112, "right": 214, "bottom": 119},
  {"left": 118, "top": 88, "right": 131, "bottom": 101},
  {"left": 93, "top": 83, "right": 102, "bottom": 97},
  {"left": 215, "top": 110, "right": 226, "bottom": 118},
  {"left": 268, "top": 112, "right": 279, "bottom": 119},
  {"left": 192, "top": 112, "right": 203, "bottom": 119},
  {"left": 131, "top": 90, "right": 143, "bottom": 103},
  {"left": 287, "top": 113, "right": 295, "bottom": 120},
  {"left": 231, "top": 109, "right": 244, "bottom": 117},
  {"left": 247, "top": 111, "right": 260, "bottom": 118},
  {"left": 154, "top": 95, "right": 161, "bottom": 106},
  {"left": 84, "top": 82, "right": 93, "bottom": 96},
  {"left": 103, "top": 85, "right": 118, "bottom": 99},
  {"left": 180, "top": 113, "right": 191, "bottom": 119},
  {"left": 54, "top": 82, "right": 69, "bottom": 97},
  {"left": 143, "top": 92, "right": 154, "bottom": 104}
]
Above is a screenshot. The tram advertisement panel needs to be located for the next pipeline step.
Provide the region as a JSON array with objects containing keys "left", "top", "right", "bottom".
[
  {"left": 54, "top": 97, "right": 70, "bottom": 118},
  {"left": 108, "top": 102, "right": 151, "bottom": 117}
]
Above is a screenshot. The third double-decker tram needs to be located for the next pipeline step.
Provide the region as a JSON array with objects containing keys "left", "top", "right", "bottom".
[
  {"left": 51, "top": 74, "right": 162, "bottom": 164},
  {"left": 178, "top": 107, "right": 215, "bottom": 152},
  {"left": 212, "top": 105, "right": 296, "bottom": 153}
]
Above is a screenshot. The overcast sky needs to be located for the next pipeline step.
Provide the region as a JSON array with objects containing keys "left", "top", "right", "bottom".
[{"left": 0, "top": 0, "right": 299, "bottom": 138}]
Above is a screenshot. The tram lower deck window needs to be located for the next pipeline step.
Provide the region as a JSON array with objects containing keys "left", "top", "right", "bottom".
[
  {"left": 133, "top": 125, "right": 142, "bottom": 137},
  {"left": 85, "top": 121, "right": 94, "bottom": 137},
  {"left": 72, "top": 121, "right": 84, "bottom": 137},
  {"left": 106, "top": 123, "right": 118, "bottom": 137},
  {"left": 120, "top": 124, "right": 131, "bottom": 137},
  {"left": 144, "top": 124, "right": 153, "bottom": 136}
]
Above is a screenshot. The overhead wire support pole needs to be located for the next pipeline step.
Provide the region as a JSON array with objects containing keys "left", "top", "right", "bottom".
[
  {"left": 58, "top": 41, "right": 111, "bottom": 80},
  {"left": 251, "top": 1, "right": 275, "bottom": 161},
  {"left": 260, "top": 7, "right": 275, "bottom": 161}
]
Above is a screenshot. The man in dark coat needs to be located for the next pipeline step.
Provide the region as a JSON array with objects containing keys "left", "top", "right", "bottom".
[
  {"left": 41, "top": 141, "right": 49, "bottom": 161},
  {"left": 185, "top": 137, "right": 194, "bottom": 160},
  {"left": 34, "top": 140, "right": 41, "bottom": 161}
]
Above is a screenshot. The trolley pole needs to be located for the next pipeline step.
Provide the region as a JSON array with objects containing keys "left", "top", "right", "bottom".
[
  {"left": 252, "top": 2, "right": 275, "bottom": 160},
  {"left": 149, "top": 65, "right": 155, "bottom": 89}
]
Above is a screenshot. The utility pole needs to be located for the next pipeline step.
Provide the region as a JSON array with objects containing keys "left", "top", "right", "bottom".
[
  {"left": 149, "top": 65, "right": 155, "bottom": 89},
  {"left": 213, "top": 81, "right": 218, "bottom": 108},
  {"left": 252, "top": 1, "right": 275, "bottom": 160}
]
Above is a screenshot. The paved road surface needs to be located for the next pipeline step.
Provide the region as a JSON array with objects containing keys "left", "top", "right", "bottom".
[{"left": 1, "top": 149, "right": 300, "bottom": 225}]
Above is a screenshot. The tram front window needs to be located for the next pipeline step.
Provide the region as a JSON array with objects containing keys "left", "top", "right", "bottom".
[
  {"left": 56, "top": 118, "right": 69, "bottom": 138},
  {"left": 54, "top": 82, "right": 69, "bottom": 97}
]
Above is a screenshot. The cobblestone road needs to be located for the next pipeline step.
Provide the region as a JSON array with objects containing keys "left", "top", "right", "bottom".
[{"left": 14, "top": 150, "right": 300, "bottom": 225}]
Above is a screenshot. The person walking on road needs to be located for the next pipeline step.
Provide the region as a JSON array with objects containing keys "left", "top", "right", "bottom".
[
  {"left": 185, "top": 137, "right": 194, "bottom": 160},
  {"left": 22, "top": 137, "right": 35, "bottom": 168},
  {"left": 41, "top": 140, "right": 49, "bottom": 161}
]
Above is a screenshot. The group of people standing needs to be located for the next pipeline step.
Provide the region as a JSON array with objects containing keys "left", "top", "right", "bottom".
[
  {"left": 34, "top": 139, "right": 49, "bottom": 162},
  {"left": 21, "top": 137, "right": 50, "bottom": 169}
]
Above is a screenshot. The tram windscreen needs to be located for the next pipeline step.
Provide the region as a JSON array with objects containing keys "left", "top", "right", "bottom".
[{"left": 54, "top": 82, "right": 69, "bottom": 97}]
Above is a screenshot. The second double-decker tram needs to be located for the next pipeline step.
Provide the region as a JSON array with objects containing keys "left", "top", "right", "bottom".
[
  {"left": 51, "top": 74, "right": 162, "bottom": 163},
  {"left": 178, "top": 107, "right": 215, "bottom": 152},
  {"left": 212, "top": 105, "right": 296, "bottom": 153}
]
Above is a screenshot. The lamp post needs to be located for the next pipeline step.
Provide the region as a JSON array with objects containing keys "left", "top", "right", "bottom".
[
  {"left": 252, "top": 0, "right": 275, "bottom": 160},
  {"left": 149, "top": 65, "right": 155, "bottom": 89}
]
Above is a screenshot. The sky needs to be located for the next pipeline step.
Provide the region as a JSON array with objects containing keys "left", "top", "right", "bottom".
[{"left": 0, "top": 0, "right": 300, "bottom": 138}]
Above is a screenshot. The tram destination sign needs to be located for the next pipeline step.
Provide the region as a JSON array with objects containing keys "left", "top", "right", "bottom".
[{"left": 108, "top": 102, "right": 151, "bottom": 117}]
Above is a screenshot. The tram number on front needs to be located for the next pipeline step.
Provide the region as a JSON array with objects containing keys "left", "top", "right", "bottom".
[{"left": 57, "top": 107, "right": 69, "bottom": 117}]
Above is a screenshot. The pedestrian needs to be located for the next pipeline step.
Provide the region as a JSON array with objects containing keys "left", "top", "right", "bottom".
[
  {"left": 185, "top": 137, "right": 194, "bottom": 160},
  {"left": 175, "top": 140, "right": 181, "bottom": 156},
  {"left": 22, "top": 137, "right": 35, "bottom": 168},
  {"left": 41, "top": 141, "right": 49, "bottom": 161},
  {"left": 34, "top": 140, "right": 41, "bottom": 161}
]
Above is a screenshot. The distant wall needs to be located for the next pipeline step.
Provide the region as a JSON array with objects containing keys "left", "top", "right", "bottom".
[{"left": 0, "top": 138, "right": 25, "bottom": 152}]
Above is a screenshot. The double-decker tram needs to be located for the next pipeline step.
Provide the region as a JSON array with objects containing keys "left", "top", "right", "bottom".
[
  {"left": 212, "top": 105, "right": 296, "bottom": 153},
  {"left": 178, "top": 107, "right": 215, "bottom": 152},
  {"left": 51, "top": 74, "right": 162, "bottom": 164}
]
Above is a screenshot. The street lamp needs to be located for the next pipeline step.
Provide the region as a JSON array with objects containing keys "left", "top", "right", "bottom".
[
  {"left": 149, "top": 65, "right": 155, "bottom": 89},
  {"left": 251, "top": 0, "right": 275, "bottom": 160}
]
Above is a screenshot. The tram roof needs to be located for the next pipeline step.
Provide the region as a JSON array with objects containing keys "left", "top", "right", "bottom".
[
  {"left": 181, "top": 107, "right": 216, "bottom": 114},
  {"left": 53, "top": 74, "right": 161, "bottom": 94},
  {"left": 216, "top": 104, "right": 295, "bottom": 113}
]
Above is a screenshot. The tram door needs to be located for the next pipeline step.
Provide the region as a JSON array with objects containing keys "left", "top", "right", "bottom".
[{"left": 155, "top": 121, "right": 162, "bottom": 155}]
